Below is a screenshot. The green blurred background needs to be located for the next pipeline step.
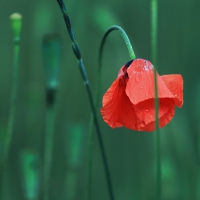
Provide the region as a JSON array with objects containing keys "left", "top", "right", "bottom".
[{"left": 0, "top": 0, "right": 199, "bottom": 200}]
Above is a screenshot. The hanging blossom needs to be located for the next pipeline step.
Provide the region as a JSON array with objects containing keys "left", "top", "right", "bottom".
[{"left": 101, "top": 59, "right": 183, "bottom": 132}]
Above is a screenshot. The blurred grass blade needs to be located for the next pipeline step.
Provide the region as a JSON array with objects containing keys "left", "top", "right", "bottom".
[
  {"left": 19, "top": 150, "right": 40, "bottom": 200},
  {"left": 65, "top": 124, "right": 87, "bottom": 199},
  {"left": 161, "top": 159, "right": 178, "bottom": 199}
]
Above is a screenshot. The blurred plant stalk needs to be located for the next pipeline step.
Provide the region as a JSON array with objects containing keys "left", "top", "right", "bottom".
[
  {"left": 19, "top": 150, "right": 40, "bottom": 200},
  {"left": 41, "top": 33, "right": 61, "bottom": 200},
  {"left": 0, "top": 13, "right": 22, "bottom": 196},
  {"left": 65, "top": 124, "right": 86, "bottom": 199}
]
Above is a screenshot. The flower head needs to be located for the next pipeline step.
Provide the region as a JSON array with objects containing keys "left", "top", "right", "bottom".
[{"left": 101, "top": 59, "right": 183, "bottom": 132}]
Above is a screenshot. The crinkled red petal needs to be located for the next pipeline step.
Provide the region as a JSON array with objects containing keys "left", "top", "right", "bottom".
[
  {"left": 101, "top": 76, "right": 139, "bottom": 130},
  {"left": 160, "top": 74, "right": 183, "bottom": 108},
  {"left": 101, "top": 59, "right": 183, "bottom": 132},
  {"left": 126, "top": 59, "right": 174, "bottom": 105},
  {"left": 133, "top": 98, "right": 175, "bottom": 132}
]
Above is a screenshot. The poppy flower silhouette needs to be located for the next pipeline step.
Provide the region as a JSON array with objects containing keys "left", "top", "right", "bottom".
[{"left": 101, "top": 59, "right": 183, "bottom": 132}]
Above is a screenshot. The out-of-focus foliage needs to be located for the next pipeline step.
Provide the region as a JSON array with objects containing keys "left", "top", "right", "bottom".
[{"left": 0, "top": 0, "right": 199, "bottom": 200}]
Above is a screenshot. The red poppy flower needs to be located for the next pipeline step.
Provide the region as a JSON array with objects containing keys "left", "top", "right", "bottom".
[{"left": 100, "top": 59, "right": 183, "bottom": 132}]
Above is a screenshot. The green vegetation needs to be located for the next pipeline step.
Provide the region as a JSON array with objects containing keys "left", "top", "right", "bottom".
[{"left": 0, "top": 0, "right": 198, "bottom": 200}]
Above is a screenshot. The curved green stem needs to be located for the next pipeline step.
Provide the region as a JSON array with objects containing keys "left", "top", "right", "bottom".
[
  {"left": 98, "top": 24, "right": 136, "bottom": 113},
  {"left": 98, "top": 25, "right": 136, "bottom": 116},
  {"left": 86, "top": 25, "right": 136, "bottom": 200},
  {"left": 99, "top": 25, "right": 136, "bottom": 66}
]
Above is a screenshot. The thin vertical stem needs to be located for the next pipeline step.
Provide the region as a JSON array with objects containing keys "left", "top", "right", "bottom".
[
  {"left": 151, "top": 0, "right": 161, "bottom": 200},
  {"left": 151, "top": 0, "right": 158, "bottom": 67},
  {"left": 86, "top": 118, "right": 95, "bottom": 200},
  {"left": 85, "top": 83, "right": 114, "bottom": 200},
  {"left": 56, "top": 1, "right": 114, "bottom": 200},
  {"left": 42, "top": 99, "right": 57, "bottom": 200},
  {"left": 43, "top": 108, "right": 54, "bottom": 200},
  {"left": 0, "top": 13, "right": 22, "bottom": 197}
]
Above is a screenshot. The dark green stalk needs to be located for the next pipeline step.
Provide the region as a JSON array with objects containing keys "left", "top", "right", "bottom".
[
  {"left": 56, "top": 1, "right": 114, "bottom": 200},
  {"left": 0, "top": 13, "right": 22, "bottom": 196},
  {"left": 151, "top": 0, "right": 161, "bottom": 199},
  {"left": 42, "top": 88, "right": 57, "bottom": 200},
  {"left": 20, "top": 150, "right": 40, "bottom": 200},
  {"left": 86, "top": 118, "right": 95, "bottom": 200}
]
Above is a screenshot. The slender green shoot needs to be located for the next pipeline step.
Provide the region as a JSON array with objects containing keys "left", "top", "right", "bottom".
[
  {"left": 86, "top": 118, "right": 95, "bottom": 200},
  {"left": 42, "top": 97, "right": 57, "bottom": 200},
  {"left": 56, "top": 1, "right": 114, "bottom": 200},
  {"left": 0, "top": 13, "right": 22, "bottom": 196},
  {"left": 151, "top": 0, "right": 161, "bottom": 199}
]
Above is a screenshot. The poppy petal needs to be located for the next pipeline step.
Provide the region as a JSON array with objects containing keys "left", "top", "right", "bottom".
[
  {"left": 125, "top": 59, "right": 174, "bottom": 105},
  {"left": 134, "top": 98, "right": 175, "bottom": 132},
  {"left": 101, "top": 76, "right": 139, "bottom": 130},
  {"left": 161, "top": 74, "right": 183, "bottom": 108}
]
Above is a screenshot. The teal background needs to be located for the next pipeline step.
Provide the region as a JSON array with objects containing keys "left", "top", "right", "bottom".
[{"left": 0, "top": 0, "right": 199, "bottom": 200}]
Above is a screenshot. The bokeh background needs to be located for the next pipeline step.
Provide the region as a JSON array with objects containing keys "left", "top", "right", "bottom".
[{"left": 0, "top": 0, "right": 199, "bottom": 200}]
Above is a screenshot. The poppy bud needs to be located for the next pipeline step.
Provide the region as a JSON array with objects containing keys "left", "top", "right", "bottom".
[
  {"left": 42, "top": 33, "right": 61, "bottom": 106},
  {"left": 42, "top": 33, "right": 61, "bottom": 90},
  {"left": 10, "top": 13, "right": 22, "bottom": 42}
]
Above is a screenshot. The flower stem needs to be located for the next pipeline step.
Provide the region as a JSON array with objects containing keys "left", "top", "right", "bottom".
[
  {"left": 56, "top": 1, "right": 114, "bottom": 200},
  {"left": 98, "top": 25, "right": 136, "bottom": 121},
  {"left": 100, "top": 25, "right": 136, "bottom": 62},
  {"left": 86, "top": 117, "right": 95, "bottom": 200},
  {"left": 151, "top": 0, "right": 158, "bottom": 66},
  {"left": 87, "top": 25, "right": 135, "bottom": 200},
  {"left": 0, "top": 13, "right": 22, "bottom": 197},
  {"left": 94, "top": 25, "right": 135, "bottom": 199},
  {"left": 151, "top": 0, "right": 161, "bottom": 200}
]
